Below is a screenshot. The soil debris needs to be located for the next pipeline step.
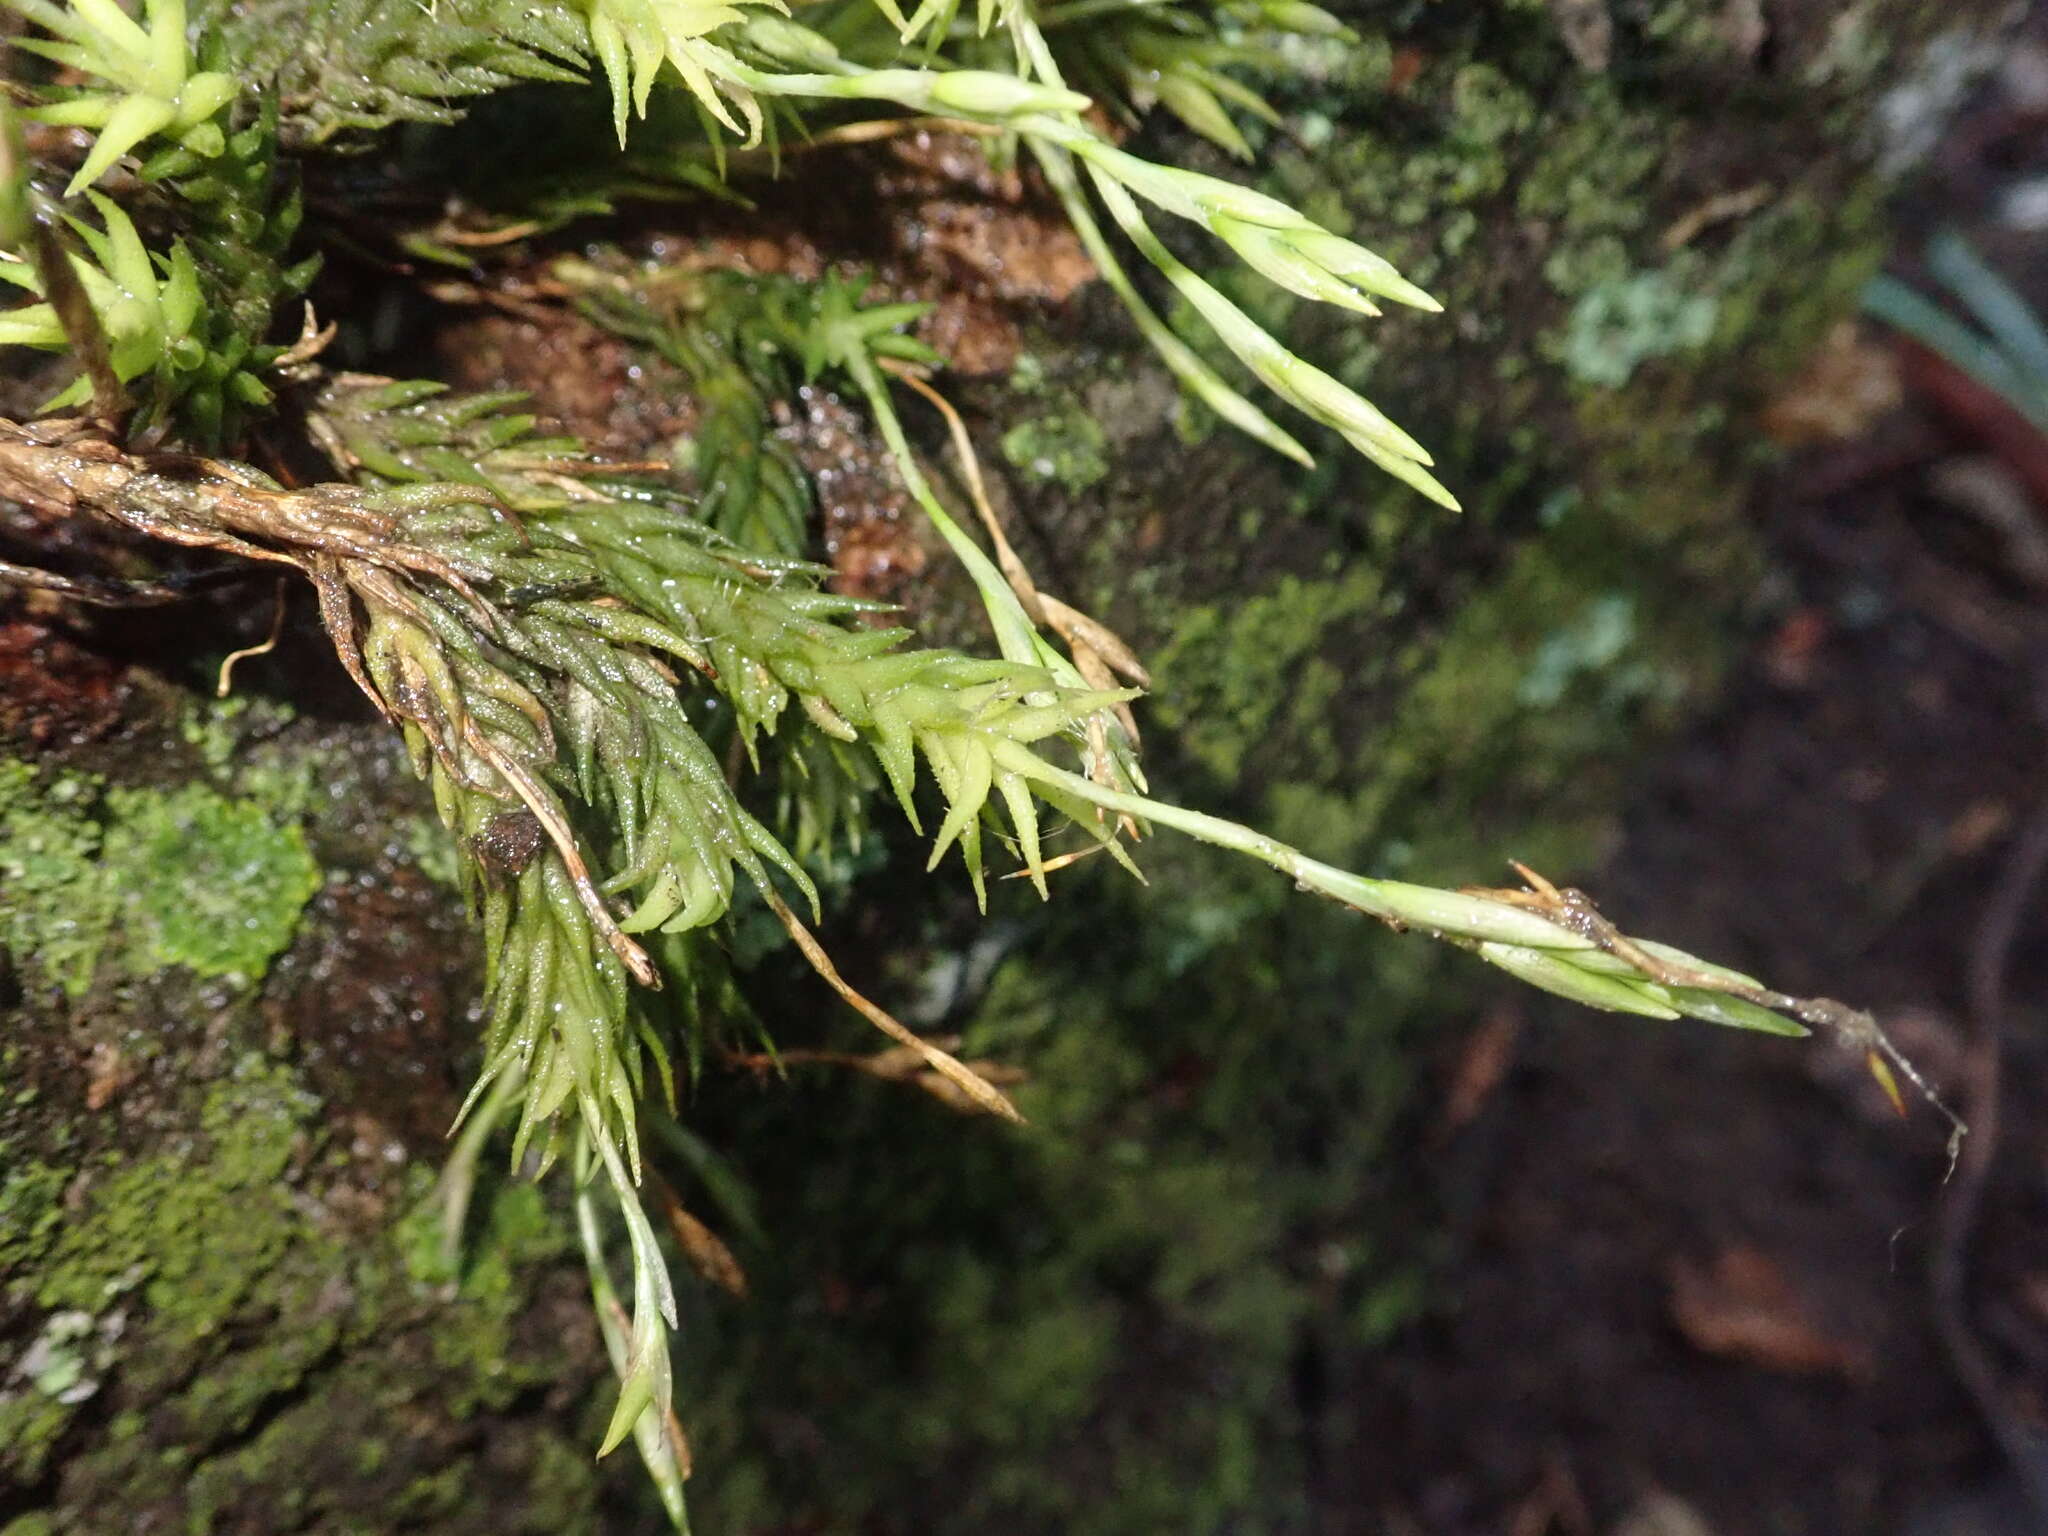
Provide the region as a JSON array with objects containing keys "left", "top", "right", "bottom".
[
  {"left": 0, "top": 616, "right": 128, "bottom": 748},
  {"left": 435, "top": 307, "right": 696, "bottom": 455},
  {"left": 776, "top": 385, "right": 930, "bottom": 606},
  {"left": 636, "top": 129, "right": 1095, "bottom": 376},
  {"left": 265, "top": 861, "right": 474, "bottom": 1168}
]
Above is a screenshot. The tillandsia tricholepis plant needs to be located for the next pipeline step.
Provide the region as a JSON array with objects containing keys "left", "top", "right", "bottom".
[{"left": 0, "top": 0, "right": 1955, "bottom": 1520}]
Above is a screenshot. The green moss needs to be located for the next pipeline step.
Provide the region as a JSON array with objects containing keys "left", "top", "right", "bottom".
[
  {"left": 1515, "top": 101, "right": 1665, "bottom": 255},
  {"left": 1000, "top": 408, "right": 1109, "bottom": 491},
  {"left": 34, "top": 1057, "right": 309, "bottom": 1314},
  {"left": 1707, "top": 189, "right": 1889, "bottom": 378},
  {"left": 169, "top": 695, "right": 337, "bottom": 828},
  {"left": 119, "top": 783, "right": 323, "bottom": 976},
  {"left": 998, "top": 351, "right": 1117, "bottom": 492},
  {"left": 1561, "top": 263, "right": 1720, "bottom": 387},
  {"left": 0, "top": 669, "right": 626, "bottom": 1528},
  {"left": 0, "top": 758, "right": 320, "bottom": 992},
  {"left": 0, "top": 764, "right": 120, "bottom": 996},
  {"left": 1147, "top": 567, "right": 1388, "bottom": 785},
  {"left": 0, "top": 1039, "right": 603, "bottom": 1530},
  {"left": 399, "top": 1179, "right": 575, "bottom": 1416},
  {"left": 178, "top": 694, "right": 292, "bottom": 772},
  {"left": 0, "top": 1057, "right": 311, "bottom": 1484},
  {"left": 0, "top": 1157, "right": 70, "bottom": 1279},
  {"left": 1448, "top": 61, "right": 1538, "bottom": 149},
  {"left": 1353, "top": 520, "right": 1701, "bottom": 865}
]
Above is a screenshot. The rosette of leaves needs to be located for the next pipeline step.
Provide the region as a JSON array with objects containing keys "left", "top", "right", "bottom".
[
  {"left": 1, "top": 3, "right": 311, "bottom": 438},
  {"left": 8, "top": 0, "right": 235, "bottom": 193},
  {"left": 0, "top": 192, "right": 205, "bottom": 409}
]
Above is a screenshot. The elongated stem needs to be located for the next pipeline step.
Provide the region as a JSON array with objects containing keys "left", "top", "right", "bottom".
[
  {"left": 988, "top": 738, "right": 1597, "bottom": 948},
  {"left": 575, "top": 1167, "right": 691, "bottom": 1531},
  {"left": 838, "top": 345, "right": 1043, "bottom": 668}
]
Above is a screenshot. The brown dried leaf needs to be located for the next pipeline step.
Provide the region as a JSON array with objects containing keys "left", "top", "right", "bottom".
[
  {"left": 1762, "top": 322, "right": 1903, "bottom": 446},
  {"left": 1667, "top": 1245, "right": 1872, "bottom": 1379},
  {"left": 661, "top": 1197, "right": 750, "bottom": 1300},
  {"left": 1438, "top": 1004, "right": 1521, "bottom": 1136},
  {"left": 83, "top": 1040, "right": 130, "bottom": 1111}
]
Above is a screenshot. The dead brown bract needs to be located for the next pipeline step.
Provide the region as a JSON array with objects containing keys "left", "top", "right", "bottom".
[{"left": 652, "top": 1178, "right": 750, "bottom": 1299}]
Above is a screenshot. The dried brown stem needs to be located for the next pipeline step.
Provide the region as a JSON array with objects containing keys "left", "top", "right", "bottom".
[
  {"left": 761, "top": 886, "right": 1024, "bottom": 1123},
  {"left": 0, "top": 557, "right": 250, "bottom": 606},
  {"left": 215, "top": 577, "right": 289, "bottom": 696}
]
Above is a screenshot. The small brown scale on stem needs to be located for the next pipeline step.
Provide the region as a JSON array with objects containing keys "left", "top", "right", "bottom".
[{"left": 472, "top": 810, "right": 546, "bottom": 880}]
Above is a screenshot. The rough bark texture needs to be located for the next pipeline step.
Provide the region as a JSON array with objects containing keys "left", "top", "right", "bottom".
[{"left": 0, "top": 3, "right": 2017, "bottom": 1533}]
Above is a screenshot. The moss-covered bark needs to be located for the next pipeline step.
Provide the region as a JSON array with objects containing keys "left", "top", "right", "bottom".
[
  {"left": 0, "top": 698, "right": 637, "bottom": 1532},
  {"left": 0, "top": 3, "right": 2012, "bottom": 1532}
]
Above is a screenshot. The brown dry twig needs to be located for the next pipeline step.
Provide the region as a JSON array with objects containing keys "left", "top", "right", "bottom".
[
  {"left": 723, "top": 1038, "right": 1028, "bottom": 1113},
  {"left": 760, "top": 885, "right": 1024, "bottom": 1122},
  {"left": 0, "top": 556, "right": 253, "bottom": 606}
]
